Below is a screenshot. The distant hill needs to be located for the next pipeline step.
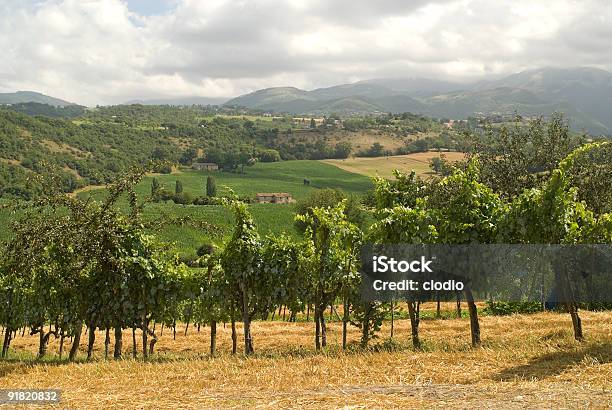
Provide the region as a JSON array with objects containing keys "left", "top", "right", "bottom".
[
  {"left": 125, "top": 96, "right": 229, "bottom": 106},
  {"left": 360, "top": 77, "right": 466, "bottom": 97},
  {"left": 6, "top": 102, "right": 86, "bottom": 118},
  {"left": 0, "top": 91, "right": 75, "bottom": 107},
  {"left": 225, "top": 67, "right": 612, "bottom": 135}
]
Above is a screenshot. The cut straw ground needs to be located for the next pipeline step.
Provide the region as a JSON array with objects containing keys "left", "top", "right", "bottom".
[{"left": 0, "top": 311, "right": 610, "bottom": 409}]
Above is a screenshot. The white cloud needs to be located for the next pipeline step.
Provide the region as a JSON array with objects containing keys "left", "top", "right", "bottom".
[{"left": 0, "top": 0, "right": 610, "bottom": 105}]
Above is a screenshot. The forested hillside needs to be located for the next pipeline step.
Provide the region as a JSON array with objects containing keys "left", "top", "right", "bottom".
[
  {"left": 0, "top": 106, "right": 283, "bottom": 198},
  {"left": 0, "top": 109, "right": 174, "bottom": 198},
  {"left": 4, "top": 102, "right": 86, "bottom": 118},
  {"left": 0, "top": 105, "right": 449, "bottom": 199}
]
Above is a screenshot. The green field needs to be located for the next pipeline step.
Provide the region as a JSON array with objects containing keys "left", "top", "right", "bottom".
[
  {"left": 33, "top": 160, "right": 373, "bottom": 257},
  {"left": 142, "top": 160, "right": 372, "bottom": 200}
]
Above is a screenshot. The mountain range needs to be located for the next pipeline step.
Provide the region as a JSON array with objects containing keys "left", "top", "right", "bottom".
[
  {"left": 225, "top": 67, "right": 612, "bottom": 135},
  {"left": 3, "top": 67, "right": 612, "bottom": 135},
  {"left": 126, "top": 96, "right": 228, "bottom": 106},
  {"left": 0, "top": 91, "right": 75, "bottom": 107}
]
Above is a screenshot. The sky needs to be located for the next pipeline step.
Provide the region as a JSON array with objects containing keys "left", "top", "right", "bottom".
[{"left": 1, "top": 0, "right": 611, "bottom": 105}]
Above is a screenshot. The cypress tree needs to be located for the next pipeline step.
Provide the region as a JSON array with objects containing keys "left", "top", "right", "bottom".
[{"left": 206, "top": 176, "right": 216, "bottom": 197}]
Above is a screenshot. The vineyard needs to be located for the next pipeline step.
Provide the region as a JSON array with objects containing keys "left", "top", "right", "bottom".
[
  {"left": 68, "top": 160, "right": 373, "bottom": 256},
  {"left": 1, "top": 136, "right": 611, "bottom": 360},
  {"left": 4, "top": 0, "right": 612, "bottom": 406}
]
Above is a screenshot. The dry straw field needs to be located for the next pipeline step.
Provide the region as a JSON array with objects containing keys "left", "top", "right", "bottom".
[
  {"left": 322, "top": 151, "right": 466, "bottom": 179},
  {"left": 1, "top": 307, "right": 610, "bottom": 409}
]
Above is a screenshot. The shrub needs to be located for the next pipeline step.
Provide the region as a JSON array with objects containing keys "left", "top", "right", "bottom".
[
  {"left": 257, "top": 149, "right": 281, "bottom": 163},
  {"left": 484, "top": 301, "right": 543, "bottom": 316},
  {"left": 294, "top": 188, "right": 365, "bottom": 232},
  {"left": 173, "top": 192, "right": 193, "bottom": 205},
  {"left": 197, "top": 242, "right": 216, "bottom": 256}
]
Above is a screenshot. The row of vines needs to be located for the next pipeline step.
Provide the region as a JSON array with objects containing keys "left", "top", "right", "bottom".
[{"left": 1, "top": 140, "right": 611, "bottom": 361}]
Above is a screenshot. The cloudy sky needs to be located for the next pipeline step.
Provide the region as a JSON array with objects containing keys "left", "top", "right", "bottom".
[{"left": 1, "top": 0, "right": 610, "bottom": 105}]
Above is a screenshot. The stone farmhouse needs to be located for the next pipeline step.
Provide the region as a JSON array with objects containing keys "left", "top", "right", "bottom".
[
  {"left": 255, "top": 192, "right": 294, "bottom": 204},
  {"left": 192, "top": 162, "right": 218, "bottom": 171}
]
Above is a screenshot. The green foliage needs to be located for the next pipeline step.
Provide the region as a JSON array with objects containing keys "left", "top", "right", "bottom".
[
  {"left": 370, "top": 199, "right": 438, "bottom": 244},
  {"left": 196, "top": 242, "right": 216, "bottom": 257},
  {"left": 467, "top": 113, "right": 583, "bottom": 198},
  {"left": 2, "top": 139, "right": 610, "bottom": 360},
  {"left": 151, "top": 178, "right": 160, "bottom": 197},
  {"left": 372, "top": 170, "right": 428, "bottom": 210},
  {"left": 429, "top": 155, "right": 454, "bottom": 176},
  {"left": 428, "top": 160, "right": 504, "bottom": 244},
  {"left": 0, "top": 166, "right": 190, "bottom": 358},
  {"left": 257, "top": 149, "right": 281, "bottom": 163},
  {"left": 206, "top": 176, "right": 216, "bottom": 197},
  {"left": 6, "top": 102, "right": 86, "bottom": 118},
  {"left": 499, "top": 143, "right": 605, "bottom": 244},
  {"left": 297, "top": 201, "right": 363, "bottom": 348},
  {"left": 484, "top": 301, "right": 544, "bottom": 316},
  {"left": 259, "top": 234, "right": 308, "bottom": 320},
  {"left": 565, "top": 142, "right": 612, "bottom": 214},
  {"left": 220, "top": 202, "right": 312, "bottom": 353},
  {"left": 220, "top": 201, "right": 263, "bottom": 353},
  {"left": 333, "top": 142, "right": 352, "bottom": 159},
  {"left": 0, "top": 106, "right": 370, "bottom": 198},
  {"left": 358, "top": 142, "right": 386, "bottom": 157},
  {"left": 371, "top": 161, "right": 504, "bottom": 245},
  {"left": 294, "top": 188, "right": 366, "bottom": 233}
]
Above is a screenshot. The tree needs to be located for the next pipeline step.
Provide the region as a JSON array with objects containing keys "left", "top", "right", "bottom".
[
  {"left": 370, "top": 198, "right": 438, "bottom": 349},
  {"left": 427, "top": 161, "right": 504, "bottom": 347},
  {"left": 173, "top": 191, "right": 193, "bottom": 205},
  {"left": 220, "top": 201, "right": 262, "bottom": 355},
  {"left": 259, "top": 234, "right": 305, "bottom": 324},
  {"left": 192, "top": 254, "right": 230, "bottom": 356},
  {"left": 412, "top": 139, "right": 429, "bottom": 153},
  {"left": 179, "top": 148, "right": 198, "bottom": 165},
  {"left": 206, "top": 176, "right": 217, "bottom": 197},
  {"left": 294, "top": 188, "right": 365, "bottom": 233},
  {"left": 0, "top": 165, "right": 190, "bottom": 361},
  {"left": 429, "top": 155, "right": 453, "bottom": 176},
  {"left": 151, "top": 146, "right": 171, "bottom": 161},
  {"left": 466, "top": 113, "right": 582, "bottom": 198},
  {"left": 238, "top": 149, "right": 254, "bottom": 174},
  {"left": 367, "top": 142, "right": 385, "bottom": 157},
  {"left": 566, "top": 142, "right": 612, "bottom": 215},
  {"left": 257, "top": 149, "right": 281, "bottom": 163},
  {"left": 297, "top": 202, "right": 362, "bottom": 350},
  {"left": 372, "top": 161, "right": 504, "bottom": 347},
  {"left": 151, "top": 178, "right": 160, "bottom": 197},
  {"left": 499, "top": 143, "right": 611, "bottom": 341},
  {"left": 333, "top": 142, "right": 352, "bottom": 159},
  {"left": 204, "top": 148, "right": 224, "bottom": 166},
  {"left": 175, "top": 180, "right": 183, "bottom": 194}
]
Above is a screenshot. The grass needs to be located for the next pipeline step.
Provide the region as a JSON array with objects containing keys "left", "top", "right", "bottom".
[
  {"left": 322, "top": 151, "right": 466, "bottom": 179},
  {"left": 82, "top": 160, "right": 373, "bottom": 202},
  {"left": 84, "top": 161, "right": 372, "bottom": 255},
  {"left": 0, "top": 160, "right": 373, "bottom": 256},
  {"left": 136, "top": 202, "right": 300, "bottom": 254},
  {"left": 1, "top": 309, "right": 610, "bottom": 408}
]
